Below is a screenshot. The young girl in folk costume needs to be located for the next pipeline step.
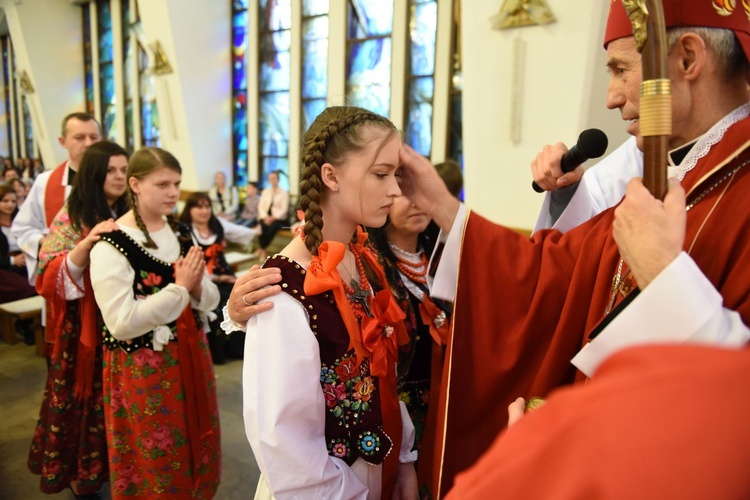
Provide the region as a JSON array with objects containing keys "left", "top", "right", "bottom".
[
  {"left": 239, "top": 106, "right": 419, "bottom": 499},
  {"left": 179, "top": 191, "right": 256, "bottom": 363},
  {"left": 28, "top": 141, "right": 129, "bottom": 498},
  {"left": 89, "top": 148, "right": 221, "bottom": 499},
  {"left": 366, "top": 195, "right": 452, "bottom": 498}
]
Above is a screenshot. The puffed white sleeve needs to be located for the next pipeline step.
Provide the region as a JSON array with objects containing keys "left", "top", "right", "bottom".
[
  {"left": 572, "top": 252, "right": 750, "bottom": 377},
  {"left": 243, "top": 291, "right": 368, "bottom": 500},
  {"left": 190, "top": 269, "right": 220, "bottom": 313},
  {"left": 90, "top": 240, "right": 192, "bottom": 340},
  {"left": 11, "top": 175, "right": 48, "bottom": 283}
]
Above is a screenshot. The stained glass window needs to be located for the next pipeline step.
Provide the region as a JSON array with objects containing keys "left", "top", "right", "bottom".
[
  {"left": 258, "top": 0, "right": 291, "bottom": 191},
  {"left": 448, "top": 0, "right": 462, "bottom": 169},
  {"left": 346, "top": 0, "right": 393, "bottom": 117},
  {"left": 137, "top": 5, "right": 159, "bottom": 147},
  {"left": 98, "top": 0, "right": 116, "bottom": 141},
  {"left": 2, "top": 37, "right": 13, "bottom": 160},
  {"left": 122, "top": 0, "right": 134, "bottom": 151},
  {"left": 82, "top": 6, "right": 95, "bottom": 116},
  {"left": 22, "top": 96, "right": 33, "bottom": 158},
  {"left": 232, "top": 1, "right": 248, "bottom": 188},
  {"left": 302, "top": 0, "right": 329, "bottom": 133},
  {"left": 405, "top": 0, "right": 437, "bottom": 157}
]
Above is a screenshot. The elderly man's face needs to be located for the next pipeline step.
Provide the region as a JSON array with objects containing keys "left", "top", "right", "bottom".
[{"left": 606, "top": 37, "right": 645, "bottom": 149}]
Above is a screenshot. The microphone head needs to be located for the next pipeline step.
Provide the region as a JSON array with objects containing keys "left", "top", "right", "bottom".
[{"left": 577, "top": 128, "right": 609, "bottom": 159}]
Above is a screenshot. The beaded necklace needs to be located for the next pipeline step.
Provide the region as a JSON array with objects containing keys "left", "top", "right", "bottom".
[{"left": 389, "top": 242, "right": 428, "bottom": 285}]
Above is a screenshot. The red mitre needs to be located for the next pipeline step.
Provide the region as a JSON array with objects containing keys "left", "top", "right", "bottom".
[{"left": 604, "top": 0, "right": 750, "bottom": 61}]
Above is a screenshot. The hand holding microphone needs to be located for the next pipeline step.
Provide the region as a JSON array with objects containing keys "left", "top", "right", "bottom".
[{"left": 531, "top": 129, "right": 608, "bottom": 193}]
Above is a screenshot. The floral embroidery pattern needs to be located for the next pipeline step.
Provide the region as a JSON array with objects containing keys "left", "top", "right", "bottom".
[
  {"left": 321, "top": 352, "right": 375, "bottom": 424},
  {"left": 357, "top": 431, "right": 382, "bottom": 456}
]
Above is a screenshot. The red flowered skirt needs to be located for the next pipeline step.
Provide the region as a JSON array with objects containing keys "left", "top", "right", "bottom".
[
  {"left": 102, "top": 333, "right": 221, "bottom": 499},
  {"left": 28, "top": 302, "right": 109, "bottom": 495}
]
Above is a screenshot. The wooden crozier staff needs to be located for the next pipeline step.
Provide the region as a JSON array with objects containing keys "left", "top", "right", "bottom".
[{"left": 624, "top": 0, "right": 670, "bottom": 199}]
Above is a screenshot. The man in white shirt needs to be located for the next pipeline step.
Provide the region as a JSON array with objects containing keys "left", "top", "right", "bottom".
[{"left": 12, "top": 112, "right": 101, "bottom": 284}]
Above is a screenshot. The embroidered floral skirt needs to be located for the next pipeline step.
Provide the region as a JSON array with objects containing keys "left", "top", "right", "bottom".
[
  {"left": 102, "top": 334, "right": 221, "bottom": 499},
  {"left": 27, "top": 302, "right": 109, "bottom": 495}
]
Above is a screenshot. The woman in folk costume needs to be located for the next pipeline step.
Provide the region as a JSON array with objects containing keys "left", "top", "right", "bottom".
[
  {"left": 28, "top": 141, "right": 129, "bottom": 498},
  {"left": 365, "top": 193, "right": 451, "bottom": 497},
  {"left": 179, "top": 191, "right": 257, "bottom": 364},
  {"left": 89, "top": 147, "right": 221, "bottom": 499},
  {"left": 235, "top": 106, "right": 419, "bottom": 499}
]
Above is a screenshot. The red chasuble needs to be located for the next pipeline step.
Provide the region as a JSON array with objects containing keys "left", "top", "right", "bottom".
[
  {"left": 446, "top": 344, "right": 750, "bottom": 500},
  {"left": 429, "top": 117, "right": 750, "bottom": 497}
]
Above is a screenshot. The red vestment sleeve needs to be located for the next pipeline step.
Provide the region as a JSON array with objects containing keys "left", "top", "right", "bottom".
[{"left": 446, "top": 344, "right": 750, "bottom": 500}]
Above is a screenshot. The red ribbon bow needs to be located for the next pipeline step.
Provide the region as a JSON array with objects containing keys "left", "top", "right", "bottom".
[
  {"left": 419, "top": 296, "right": 450, "bottom": 346},
  {"left": 361, "top": 290, "right": 407, "bottom": 377}
]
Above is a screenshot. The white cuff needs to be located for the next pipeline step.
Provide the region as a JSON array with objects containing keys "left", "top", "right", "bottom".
[{"left": 220, "top": 304, "right": 247, "bottom": 334}]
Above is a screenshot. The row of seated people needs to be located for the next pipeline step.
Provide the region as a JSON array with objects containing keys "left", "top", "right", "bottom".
[{"left": 207, "top": 170, "right": 291, "bottom": 261}]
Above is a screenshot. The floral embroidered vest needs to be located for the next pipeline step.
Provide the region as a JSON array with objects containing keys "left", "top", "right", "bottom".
[
  {"left": 267, "top": 255, "right": 393, "bottom": 466},
  {"left": 99, "top": 225, "right": 196, "bottom": 353}
]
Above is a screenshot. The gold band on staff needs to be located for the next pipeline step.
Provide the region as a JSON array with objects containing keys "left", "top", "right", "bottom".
[{"left": 640, "top": 79, "right": 671, "bottom": 137}]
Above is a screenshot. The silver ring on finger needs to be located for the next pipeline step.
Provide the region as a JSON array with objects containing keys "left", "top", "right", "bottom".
[{"left": 242, "top": 293, "right": 251, "bottom": 306}]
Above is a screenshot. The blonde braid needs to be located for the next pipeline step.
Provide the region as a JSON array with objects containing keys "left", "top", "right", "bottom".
[
  {"left": 299, "top": 107, "right": 394, "bottom": 256},
  {"left": 131, "top": 197, "right": 157, "bottom": 249}
]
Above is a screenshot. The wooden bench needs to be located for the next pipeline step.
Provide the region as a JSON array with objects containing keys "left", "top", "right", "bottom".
[
  {"left": 0, "top": 295, "right": 45, "bottom": 355},
  {"left": 225, "top": 250, "right": 258, "bottom": 272}
]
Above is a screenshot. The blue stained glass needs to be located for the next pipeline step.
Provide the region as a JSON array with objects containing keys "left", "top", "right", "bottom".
[
  {"left": 261, "top": 157, "right": 290, "bottom": 191},
  {"left": 303, "top": 14, "right": 328, "bottom": 41},
  {"left": 259, "top": 32, "right": 291, "bottom": 92},
  {"left": 234, "top": 52, "right": 247, "bottom": 89},
  {"left": 409, "top": 2, "right": 437, "bottom": 76},
  {"left": 234, "top": 150, "right": 248, "bottom": 188},
  {"left": 261, "top": 139, "right": 289, "bottom": 157},
  {"left": 100, "top": 63, "right": 115, "bottom": 103},
  {"left": 346, "top": 38, "right": 392, "bottom": 117},
  {"left": 99, "top": 30, "right": 113, "bottom": 63},
  {"left": 302, "top": 38, "right": 328, "bottom": 99},
  {"left": 104, "top": 104, "right": 116, "bottom": 141},
  {"left": 259, "top": 92, "right": 290, "bottom": 141},
  {"left": 98, "top": 1, "right": 111, "bottom": 29},
  {"left": 449, "top": 92, "right": 462, "bottom": 165},
  {"left": 405, "top": 77, "right": 433, "bottom": 156},
  {"left": 259, "top": 0, "right": 292, "bottom": 32},
  {"left": 233, "top": 0, "right": 249, "bottom": 10},
  {"left": 303, "top": 0, "right": 329, "bottom": 17},
  {"left": 348, "top": 0, "right": 393, "bottom": 38},
  {"left": 302, "top": 99, "right": 327, "bottom": 132},
  {"left": 233, "top": 10, "right": 248, "bottom": 44},
  {"left": 125, "top": 101, "right": 134, "bottom": 150}
]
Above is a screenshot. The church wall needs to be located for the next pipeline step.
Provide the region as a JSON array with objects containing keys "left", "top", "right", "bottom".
[{"left": 462, "top": 0, "right": 630, "bottom": 230}]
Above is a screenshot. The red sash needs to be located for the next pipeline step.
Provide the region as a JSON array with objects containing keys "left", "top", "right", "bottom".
[{"left": 44, "top": 162, "right": 68, "bottom": 227}]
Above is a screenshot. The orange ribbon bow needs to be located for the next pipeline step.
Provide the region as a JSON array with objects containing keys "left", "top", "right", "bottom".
[{"left": 361, "top": 290, "right": 407, "bottom": 377}]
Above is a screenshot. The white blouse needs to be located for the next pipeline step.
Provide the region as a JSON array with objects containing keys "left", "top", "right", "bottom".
[
  {"left": 90, "top": 223, "right": 219, "bottom": 341},
  {"left": 243, "top": 273, "right": 416, "bottom": 499}
]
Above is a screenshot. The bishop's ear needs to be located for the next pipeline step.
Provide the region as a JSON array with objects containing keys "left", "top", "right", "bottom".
[{"left": 320, "top": 162, "right": 339, "bottom": 193}]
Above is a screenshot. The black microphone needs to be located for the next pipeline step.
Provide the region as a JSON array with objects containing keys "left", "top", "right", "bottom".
[{"left": 532, "top": 128, "right": 609, "bottom": 193}]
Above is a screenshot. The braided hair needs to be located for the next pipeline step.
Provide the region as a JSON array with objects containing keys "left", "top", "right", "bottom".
[
  {"left": 299, "top": 106, "right": 398, "bottom": 256},
  {"left": 126, "top": 147, "right": 185, "bottom": 249}
]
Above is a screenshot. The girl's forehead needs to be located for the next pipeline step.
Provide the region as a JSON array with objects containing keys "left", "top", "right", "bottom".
[{"left": 142, "top": 166, "right": 181, "bottom": 181}]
